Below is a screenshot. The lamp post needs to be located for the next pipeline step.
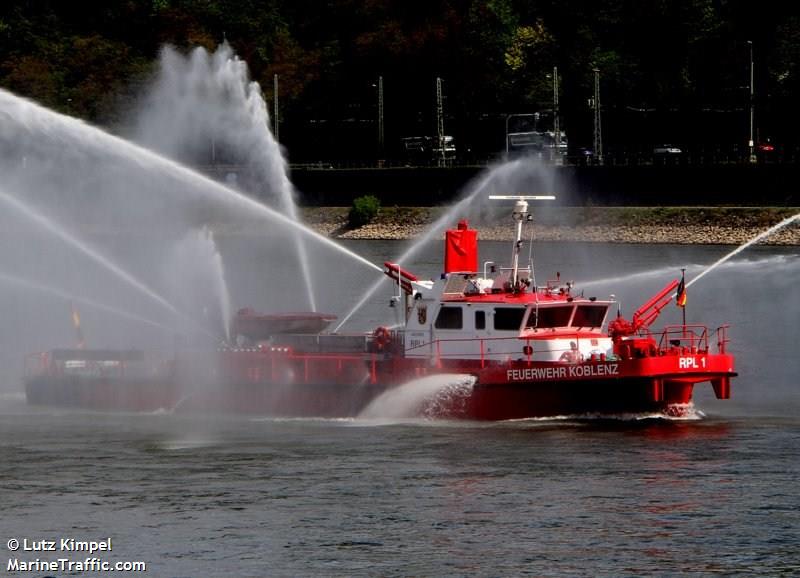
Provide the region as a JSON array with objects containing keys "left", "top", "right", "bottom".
[{"left": 748, "top": 41, "right": 756, "bottom": 163}]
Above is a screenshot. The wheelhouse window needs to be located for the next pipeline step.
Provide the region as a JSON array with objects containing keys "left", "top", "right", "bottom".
[
  {"left": 475, "top": 310, "right": 486, "bottom": 330},
  {"left": 532, "top": 306, "right": 574, "bottom": 328},
  {"left": 494, "top": 307, "right": 526, "bottom": 331},
  {"left": 571, "top": 305, "right": 608, "bottom": 328},
  {"left": 434, "top": 306, "right": 463, "bottom": 329}
]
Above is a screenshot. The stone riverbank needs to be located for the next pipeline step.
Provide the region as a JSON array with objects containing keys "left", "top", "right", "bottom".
[{"left": 301, "top": 206, "right": 800, "bottom": 245}]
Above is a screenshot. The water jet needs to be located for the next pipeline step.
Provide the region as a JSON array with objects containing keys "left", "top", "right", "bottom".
[
  {"left": 134, "top": 44, "right": 317, "bottom": 311},
  {"left": 686, "top": 212, "right": 800, "bottom": 289},
  {"left": 0, "top": 88, "right": 382, "bottom": 280}
]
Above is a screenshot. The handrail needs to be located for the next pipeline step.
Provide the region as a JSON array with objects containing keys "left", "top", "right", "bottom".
[
  {"left": 656, "top": 324, "right": 709, "bottom": 353},
  {"left": 401, "top": 323, "right": 729, "bottom": 364},
  {"left": 402, "top": 333, "right": 603, "bottom": 366},
  {"left": 715, "top": 325, "right": 731, "bottom": 354}
]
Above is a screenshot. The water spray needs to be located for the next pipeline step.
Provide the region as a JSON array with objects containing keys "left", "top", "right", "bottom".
[
  {"left": 136, "top": 45, "right": 317, "bottom": 311},
  {"left": 0, "top": 88, "right": 383, "bottom": 278},
  {"left": 0, "top": 187, "right": 180, "bottom": 317},
  {"left": 334, "top": 159, "right": 552, "bottom": 332},
  {"left": 0, "top": 272, "right": 173, "bottom": 332},
  {"left": 686, "top": 212, "right": 800, "bottom": 289}
]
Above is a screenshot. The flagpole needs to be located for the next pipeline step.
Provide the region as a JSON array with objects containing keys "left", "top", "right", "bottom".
[
  {"left": 70, "top": 301, "right": 85, "bottom": 349},
  {"left": 680, "top": 268, "right": 686, "bottom": 327}
]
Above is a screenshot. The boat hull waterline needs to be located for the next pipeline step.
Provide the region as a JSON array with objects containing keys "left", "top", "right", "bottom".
[{"left": 25, "top": 348, "right": 734, "bottom": 420}]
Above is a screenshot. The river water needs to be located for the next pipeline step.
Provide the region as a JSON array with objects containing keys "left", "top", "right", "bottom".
[{"left": 1, "top": 240, "right": 798, "bottom": 576}]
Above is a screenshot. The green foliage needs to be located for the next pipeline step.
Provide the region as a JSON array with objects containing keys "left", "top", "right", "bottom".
[
  {"left": 2, "top": 1, "right": 800, "bottom": 153},
  {"left": 505, "top": 22, "right": 553, "bottom": 72},
  {"left": 348, "top": 195, "right": 380, "bottom": 229}
]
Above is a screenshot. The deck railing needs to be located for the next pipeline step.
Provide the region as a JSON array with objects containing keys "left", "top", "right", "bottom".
[
  {"left": 655, "top": 324, "right": 709, "bottom": 353},
  {"left": 403, "top": 333, "right": 606, "bottom": 368}
]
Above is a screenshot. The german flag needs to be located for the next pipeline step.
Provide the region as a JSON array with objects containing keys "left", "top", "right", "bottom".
[
  {"left": 70, "top": 301, "right": 86, "bottom": 349},
  {"left": 676, "top": 277, "right": 687, "bottom": 308}
]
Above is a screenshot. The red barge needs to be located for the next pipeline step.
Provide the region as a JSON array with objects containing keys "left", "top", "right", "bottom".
[{"left": 25, "top": 197, "right": 736, "bottom": 419}]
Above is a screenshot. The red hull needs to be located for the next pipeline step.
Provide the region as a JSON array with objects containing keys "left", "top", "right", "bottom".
[
  {"left": 24, "top": 349, "right": 734, "bottom": 420},
  {"left": 25, "top": 375, "right": 179, "bottom": 413},
  {"left": 459, "top": 380, "right": 694, "bottom": 420}
]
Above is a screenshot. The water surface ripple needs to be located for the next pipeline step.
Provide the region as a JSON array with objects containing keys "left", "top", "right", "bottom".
[{"left": 1, "top": 404, "right": 798, "bottom": 577}]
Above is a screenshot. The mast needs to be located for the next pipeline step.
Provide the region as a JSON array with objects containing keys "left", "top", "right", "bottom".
[
  {"left": 510, "top": 198, "right": 527, "bottom": 286},
  {"left": 489, "top": 195, "right": 555, "bottom": 289}
]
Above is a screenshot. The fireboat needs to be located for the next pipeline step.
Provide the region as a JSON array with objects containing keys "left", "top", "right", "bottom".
[{"left": 25, "top": 196, "right": 736, "bottom": 419}]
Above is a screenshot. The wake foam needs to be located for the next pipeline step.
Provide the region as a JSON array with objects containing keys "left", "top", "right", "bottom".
[
  {"left": 502, "top": 403, "right": 705, "bottom": 423},
  {"left": 358, "top": 374, "right": 476, "bottom": 419}
]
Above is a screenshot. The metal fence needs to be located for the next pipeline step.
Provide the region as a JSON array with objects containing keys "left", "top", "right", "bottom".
[{"left": 201, "top": 144, "right": 800, "bottom": 175}]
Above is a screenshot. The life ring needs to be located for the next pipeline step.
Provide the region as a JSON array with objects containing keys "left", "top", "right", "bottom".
[{"left": 373, "top": 326, "right": 391, "bottom": 351}]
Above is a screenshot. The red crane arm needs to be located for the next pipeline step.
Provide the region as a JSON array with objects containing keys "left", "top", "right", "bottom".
[{"left": 632, "top": 279, "right": 679, "bottom": 330}]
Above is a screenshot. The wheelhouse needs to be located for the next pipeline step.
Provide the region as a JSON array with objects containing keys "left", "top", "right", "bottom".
[{"left": 526, "top": 302, "right": 609, "bottom": 331}]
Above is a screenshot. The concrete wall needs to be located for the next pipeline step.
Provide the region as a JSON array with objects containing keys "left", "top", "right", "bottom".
[{"left": 289, "top": 164, "right": 800, "bottom": 206}]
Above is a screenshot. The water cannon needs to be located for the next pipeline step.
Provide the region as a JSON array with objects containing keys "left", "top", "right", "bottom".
[
  {"left": 631, "top": 279, "right": 680, "bottom": 331},
  {"left": 383, "top": 262, "right": 419, "bottom": 295}
]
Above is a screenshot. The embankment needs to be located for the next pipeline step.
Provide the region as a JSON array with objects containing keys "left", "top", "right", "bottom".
[{"left": 301, "top": 206, "right": 800, "bottom": 245}]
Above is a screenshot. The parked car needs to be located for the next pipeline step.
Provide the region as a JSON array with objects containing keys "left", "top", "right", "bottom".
[
  {"left": 755, "top": 141, "right": 776, "bottom": 162},
  {"left": 507, "top": 130, "right": 567, "bottom": 163},
  {"left": 653, "top": 144, "right": 682, "bottom": 155},
  {"left": 575, "top": 147, "right": 594, "bottom": 165},
  {"left": 401, "top": 135, "right": 455, "bottom": 165},
  {"left": 756, "top": 141, "right": 775, "bottom": 153},
  {"left": 653, "top": 144, "right": 682, "bottom": 165}
]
